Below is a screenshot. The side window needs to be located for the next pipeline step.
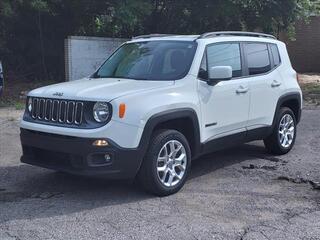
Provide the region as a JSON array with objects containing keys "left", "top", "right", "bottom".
[
  {"left": 270, "top": 44, "right": 281, "bottom": 67},
  {"left": 206, "top": 43, "right": 242, "bottom": 78},
  {"left": 245, "top": 43, "right": 271, "bottom": 75}
]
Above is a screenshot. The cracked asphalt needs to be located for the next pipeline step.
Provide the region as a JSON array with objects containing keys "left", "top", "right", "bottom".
[{"left": 0, "top": 107, "right": 319, "bottom": 240}]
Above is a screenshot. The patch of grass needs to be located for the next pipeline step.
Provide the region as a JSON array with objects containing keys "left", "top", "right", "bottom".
[
  {"left": 14, "top": 101, "right": 25, "bottom": 110},
  {"left": 301, "top": 83, "right": 320, "bottom": 105},
  {"left": 301, "top": 83, "right": 320, "bottom": 94},
  {"left": 8, "top": 117, "right": 16, "bottom": 121},
  {"left": 0, "top": 99, "right": 23, "bottom": 108},
  {"left": 0, "top": 79, "right": 57, "bottom": 108}
]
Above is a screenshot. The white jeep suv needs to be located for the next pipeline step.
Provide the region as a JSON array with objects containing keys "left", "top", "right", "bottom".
[{"left": 20, "top": 32, "right": 302, "bottom": 196}]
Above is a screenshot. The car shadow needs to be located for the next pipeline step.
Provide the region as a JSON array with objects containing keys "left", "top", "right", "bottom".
[
  {"left": 0, "top": 141, "right": 271, "bottom": 224},
  {"left": 189, "top": 142, "right": 270, "bottom": 180}
]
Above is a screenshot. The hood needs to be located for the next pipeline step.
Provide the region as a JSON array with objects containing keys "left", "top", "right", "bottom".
[{"left": 29, "top": 78, "right": 174, "bottom": 101}]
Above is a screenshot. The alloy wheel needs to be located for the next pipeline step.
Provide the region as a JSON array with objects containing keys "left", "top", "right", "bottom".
[
  {"left": 278, "top": 114, "right": 295, "bottom": 148},
  {"left": 156, "top": 140, "right": 187, "bottom": 187}
]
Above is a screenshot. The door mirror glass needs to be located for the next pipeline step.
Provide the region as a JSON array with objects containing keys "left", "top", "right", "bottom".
[
  {"left": 0, "top": 61, "right": 3, "bottom": 96},
  {"left": 208, "top": 66, "right": 232, "bottom": 83}
]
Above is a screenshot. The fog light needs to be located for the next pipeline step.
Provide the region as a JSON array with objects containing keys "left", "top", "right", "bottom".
[
  {"left": 92, "top": 139, "right": 109, "bottom": 147},
  {"left": 87, "top": 153, "right": 113, "bottom": 167},
  {"left": 104, "top": 154, "right": 111, "bottom": 161}
]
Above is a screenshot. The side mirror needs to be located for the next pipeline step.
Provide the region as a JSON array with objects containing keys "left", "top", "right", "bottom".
[
  {"left": 207, "top": 66, "right": 232, "bottom": 85},
  {"left": 0, "top": 61, "right": 3, "bottom": 96}
]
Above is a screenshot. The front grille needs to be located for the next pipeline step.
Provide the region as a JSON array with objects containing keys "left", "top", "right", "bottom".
[{"left": 30, "top": 98, "right": 84, "bottom": 125}]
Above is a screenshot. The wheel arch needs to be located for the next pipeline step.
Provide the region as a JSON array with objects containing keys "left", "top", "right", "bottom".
[
  {"left": 138, "top": 108, "right": 201, "bottom": 159},
  {"left": 273, "top": 92, "right": 302, "bottom": 127}
]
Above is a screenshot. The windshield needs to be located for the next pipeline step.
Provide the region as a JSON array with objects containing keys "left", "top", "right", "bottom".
[{"left": 93, "top": 41, "right": 197, "bottom": 80}]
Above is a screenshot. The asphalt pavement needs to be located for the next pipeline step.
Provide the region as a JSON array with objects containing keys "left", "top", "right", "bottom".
[{"left": 0, "top": 107, "right": 319, "bottom": 240}]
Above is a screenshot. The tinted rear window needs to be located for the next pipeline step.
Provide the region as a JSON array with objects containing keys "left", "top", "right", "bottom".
[
  {"left": 270, "top": 44, "right": 281, "bottom": 67},
  {"left": 245, "top": 43, "right": 271, "bottom": 75}
]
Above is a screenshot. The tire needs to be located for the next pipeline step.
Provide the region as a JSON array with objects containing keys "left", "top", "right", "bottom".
[
  {"left": 137, "top": 129, "right": 191, "bottom": 196},
  {"left": 264, "top": 107, "right": 297, "bottom": 155}
]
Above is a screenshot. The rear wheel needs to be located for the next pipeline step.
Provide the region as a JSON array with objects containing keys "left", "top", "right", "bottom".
[
  {"left": 138, "top": 129, "right": 191, "bottom": 196},
  {"left": 264, "top": 107, "right": 297, "bottom": 155}
]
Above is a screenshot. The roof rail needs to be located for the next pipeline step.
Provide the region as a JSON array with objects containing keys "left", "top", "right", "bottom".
[
  {"left": 198, "top": 31, "right": 276, "bottom": 40},
  {"left": 132, "top": 34, "right": 176, "bottom": 40}
]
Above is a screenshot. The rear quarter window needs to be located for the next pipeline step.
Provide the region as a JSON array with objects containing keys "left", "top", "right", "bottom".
[
  {"left": 270, "top": 44, "right": 281, "bottom": 67},
  {"left": 244, "top": 43, "right": 271, "bottom": 75}
]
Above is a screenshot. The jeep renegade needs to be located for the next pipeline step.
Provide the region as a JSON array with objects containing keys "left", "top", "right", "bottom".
[{"left": 20, "top": 32, "right": 302, "bottom": 196}]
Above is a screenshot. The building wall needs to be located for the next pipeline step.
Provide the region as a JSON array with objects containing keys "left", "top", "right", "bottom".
[
  {"left": 281, "top": 16, "right": 320, "bottom": 73},
  {"left": 64, "top": 36, "right": 127, "bottom": 81}
]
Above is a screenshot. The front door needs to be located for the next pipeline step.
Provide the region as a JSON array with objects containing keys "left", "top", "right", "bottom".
[{"left": 198, "top": 42, "right": 250, "bottom": 143}]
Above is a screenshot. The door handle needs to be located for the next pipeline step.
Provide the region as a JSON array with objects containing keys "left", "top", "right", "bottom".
[
  {"left": 271, "top": 80, "right": 282, "bottom": 88},
  {"left": 236, "top": 86, "right": 249, "bottom": 94}
]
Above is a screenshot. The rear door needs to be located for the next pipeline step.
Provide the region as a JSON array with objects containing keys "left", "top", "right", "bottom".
[{"left": 245, "top": 42, "right": 284, "bottom": 129}]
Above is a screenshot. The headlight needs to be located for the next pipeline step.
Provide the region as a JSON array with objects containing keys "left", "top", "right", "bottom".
[
  {"left": 93, "top": 102, "right": 110, "bottom": 122},
  {"left": 27, "top": 97, "right": 32, "bottom": 112}
]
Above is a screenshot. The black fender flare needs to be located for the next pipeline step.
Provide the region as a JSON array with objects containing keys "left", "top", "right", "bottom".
[
  {"left": 137, "top": 108, "right": 201, "bottom": 163},
  {"left": 272, "top": 92, "right": 302, "bottom": 129}
]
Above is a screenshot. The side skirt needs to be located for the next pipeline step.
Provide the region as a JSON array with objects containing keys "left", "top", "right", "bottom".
[{"left": 199, "top": 127, "right": 272, "bottom": 157}]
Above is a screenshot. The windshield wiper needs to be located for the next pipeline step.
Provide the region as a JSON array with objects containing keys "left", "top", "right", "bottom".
[{"left": 91, "top": 75, "right": 145, "bottom": 80}]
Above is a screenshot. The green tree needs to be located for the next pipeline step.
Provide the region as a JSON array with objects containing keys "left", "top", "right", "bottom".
[{"left": 0, "top": 0, "right": 318, "bottom": 82}]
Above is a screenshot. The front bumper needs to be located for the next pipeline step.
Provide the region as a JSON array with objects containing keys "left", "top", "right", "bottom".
[{"left": 20, "top": 128, "right": 143, "bottom": 179}]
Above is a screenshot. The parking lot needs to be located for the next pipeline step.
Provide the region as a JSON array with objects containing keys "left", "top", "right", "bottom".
[{"left": 0, "top": 107, "right": 319, "bottom": 240}]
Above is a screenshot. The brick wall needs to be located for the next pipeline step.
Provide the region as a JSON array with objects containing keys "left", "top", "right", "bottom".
[{"left": 280, "top": 16, "right": 320, "bottom": 73}]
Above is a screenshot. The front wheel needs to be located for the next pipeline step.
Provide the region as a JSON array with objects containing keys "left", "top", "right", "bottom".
[
  {"left": 137, "top": 129, "right": 191, "bottom": 196},
  {"left": 264, "top": 107, "right": 297, "bottom": 155}
]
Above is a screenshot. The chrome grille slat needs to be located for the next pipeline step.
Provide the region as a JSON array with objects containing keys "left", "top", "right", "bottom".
[
  {"left": 58, "top": 101, "right": 67, "bottom": 123},
  {"left": 29, "top": 97, "right": 84, "bottom": 126},
  {"left": 52, "top": 100, "right": 59, "bottom": 122},
  {"left": 31, "top": 98, "right": 38, "bottom": 119},
  {"left": 38, "top": 99, "right": 46, "bottom": 120},
  {"left": 75, "top": 102, "right": 84, "bottom": 125},
  {"left": 36, "top": 99, "right": 41, "bottom": 119},
  {"left": 67, "top": 101, "right": 75, "bottom": 124},
  {"left": 44, "top": 99, "right": 52, "bottom": 120}
]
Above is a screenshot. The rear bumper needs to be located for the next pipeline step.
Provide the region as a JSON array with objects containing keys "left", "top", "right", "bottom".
[{"left": 20, "top": 128, "right": 143, "bottom": 179}]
